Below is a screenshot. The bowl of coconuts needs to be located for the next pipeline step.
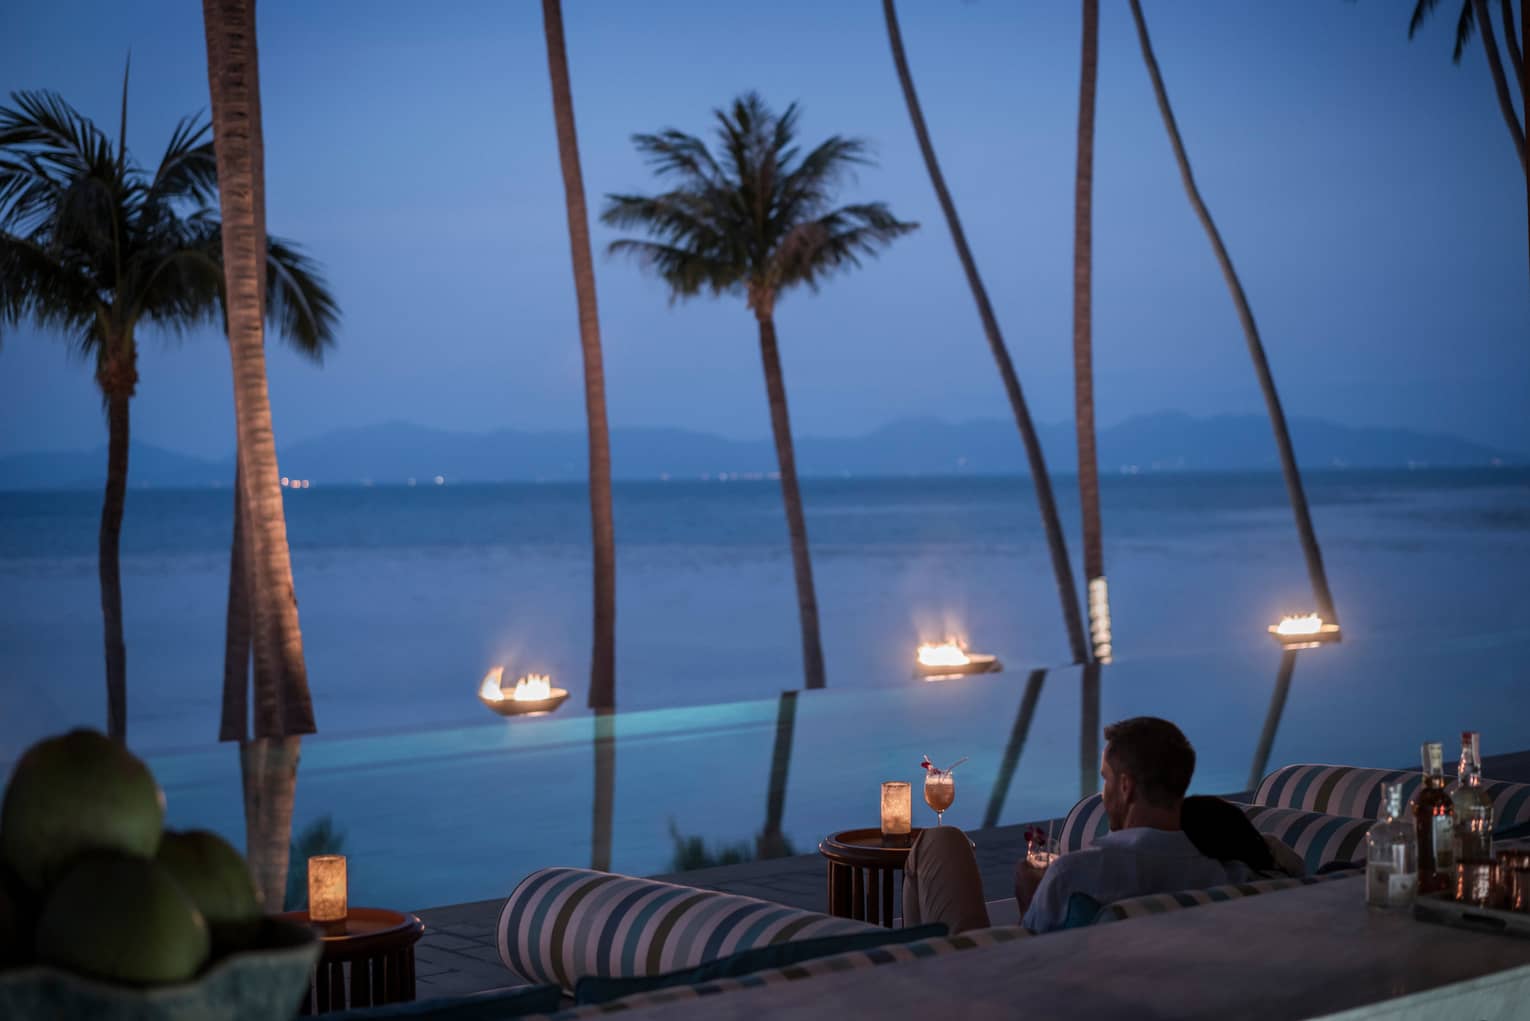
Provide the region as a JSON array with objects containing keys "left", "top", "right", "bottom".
[{"left": 0, "top": 729, "right": 320, "bottom": 1019}]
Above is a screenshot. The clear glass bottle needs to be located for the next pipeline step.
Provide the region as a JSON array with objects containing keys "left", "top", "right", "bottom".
[
  {"left": 1448, "top": 730, "right": 1493, "bottom": 863},
  {"left": 1366, "top": 782, "right": 1418, "bottom": 909},
  {"left": 1411, "top": 741, "right": 1455, "bottom": 895}
]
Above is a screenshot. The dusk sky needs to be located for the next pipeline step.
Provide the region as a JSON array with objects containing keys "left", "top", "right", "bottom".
[{"left": 2, "top": 0, "right": 1525, "bottom": 460}]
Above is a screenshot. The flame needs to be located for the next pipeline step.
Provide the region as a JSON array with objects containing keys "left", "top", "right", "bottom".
[
  {"left": 513, "top": 674, "right": 553, "bottom": 701},
  {"left": 1274, "top": 614, "right": 1324, "bottom": 636},
  {"left": 917, "top": 641, "right": 970, "bottom": 668},
  {"left": 478, "top": 666, "right": 506, "bottom": 702}
]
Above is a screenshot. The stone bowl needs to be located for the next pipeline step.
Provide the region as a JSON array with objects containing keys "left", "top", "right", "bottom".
[{"left": 0, "top": 916, "right": 320, "bottom": 1021}]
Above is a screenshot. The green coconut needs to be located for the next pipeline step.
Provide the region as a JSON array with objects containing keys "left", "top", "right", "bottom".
[
  {"left": 0, "top": 729, "right": 164, "bottom": 894},
  {"left": 35, "top": 854, "right": 209, "bottom": 986},
  {"left": 156, "top": 829, "right": 262, "bottom": 951}
]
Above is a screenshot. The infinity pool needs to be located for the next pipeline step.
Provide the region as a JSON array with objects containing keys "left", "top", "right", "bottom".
[{"left": 133, "top": 627, "right": 1530, "bottom": 911}]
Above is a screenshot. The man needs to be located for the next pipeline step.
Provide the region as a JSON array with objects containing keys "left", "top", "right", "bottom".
[{"left": 903, "top": 716, "right": 1249, "bottom": 935}]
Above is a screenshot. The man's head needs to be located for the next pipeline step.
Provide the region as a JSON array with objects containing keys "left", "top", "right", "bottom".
[{"left": 1100, "top": 717, "right": 1196, "bottom": 831}]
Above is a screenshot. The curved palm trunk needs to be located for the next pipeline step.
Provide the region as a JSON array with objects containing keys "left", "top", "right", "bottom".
[
  {"left": 1128, "top": 0, "right": 1340, "bottom": 629},
  {"left": 756, "top": 311, "right": 826, "bottom": 690},
  {"left": 983, "top": 668, "right": 1046, "bottom": 828},
  {"left": 202, "top": 0, "right": 314, "bottom": 911},
  {"left": 1522, "top": 0, "right": 1529, "bottom": 286},
  {"left": 591, "top": 708, "right": 615, "bottom": 871},
  {"left": 758, "top": 690, "right": 797, "bottom": 858},
  {"left": 542, "top": 0, "right": 617, "bottom": 711},
  {"left": 98, "top": 376, "right": 131, "bottom": 742},
  {"left": 1248, "top": 650, "right": 1299, "bottom": 790},
  {"left": 221, "top": 451, "right": 252, "bottom": 746},
  {"left": 1073, "top": 0, "right": 1111, "bottom": 665},
  {"left": 883, "top": 0, "right": 1090, "bottom": 666},
  {"left": 1472, "top": 0, "right": 1528, "bottom": 170}
]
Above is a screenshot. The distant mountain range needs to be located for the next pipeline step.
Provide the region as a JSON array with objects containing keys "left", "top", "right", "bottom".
[{"left": 1, "top": 412, "right": 1520, "bottom": 490}]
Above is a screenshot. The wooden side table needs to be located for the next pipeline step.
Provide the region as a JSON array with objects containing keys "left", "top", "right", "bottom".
[
  {"left": 278, "top": 907, "right": 425, "bottom": 1015},
  {"left": 818, "top": 828, "right": 925, "bottom": 927}
]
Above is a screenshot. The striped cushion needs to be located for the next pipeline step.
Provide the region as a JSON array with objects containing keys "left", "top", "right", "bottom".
[
  {"left": 1095, "top": 871, "right": 1359, "bottom": 923},
  {"left": 1057, "top": 793, "right": 1372, "bottom": 873},
  {"left": 542, "top": 925, "right": 1031, "bottom": 1018},
  {"left": 1255, "top": 764, "right": 1530, "bottom": 834},
  {"left": 497, "top": 868, "right": 877, "bottom": 992},
  {"left": 1240, "top": 805, "right": 1374, "bottom": 873},
  {"left": 1059, "top": 793, "right": 1111, "bottom": 852}
]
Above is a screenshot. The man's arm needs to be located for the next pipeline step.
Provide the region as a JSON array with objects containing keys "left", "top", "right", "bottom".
[{"left": 1020, "top": 856, "right": 1089, "bottom": 934}]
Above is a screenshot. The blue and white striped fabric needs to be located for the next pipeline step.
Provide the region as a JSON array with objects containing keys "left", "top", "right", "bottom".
[
  {"left": 542, "top": 925, "right": 1031, "bottom": 1018},
  {"left": 1255, "top": 764, "right": 1530, "bottom": 835},
  {"left": 1058, "top": 793, "right": 1372, "bottom": 873},
  {"left": 497, "top": 868, "right": 877, "bottom": 992},
  {"left": 1095, "top": 871, "right": 1359, "bottom": 923}
]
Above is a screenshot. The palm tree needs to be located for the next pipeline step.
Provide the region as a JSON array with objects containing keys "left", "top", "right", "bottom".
[
  {"left": 0, "top": 84, "right": 335, "bottom": 745},
  {"left": 541, "top": 0, "right": 617, "bottom": 711},
  {"left": 1072, "top": 0, "right": 1111, "bottom": 664},
  {"left": 882, "top": 0, "right": 1091, "bottom": 666},
  {"left": 1127, "top": 0, "right": 1341, "bottom": 629},
  {"left": 1408, "top": 0, "right": 1526, "bottom": 171},
  {"left": 201, "top": 0, "right": 321, "bottom": 910},
  {"left": 601, "top": 93, "right": 916, "bottom": 691}
]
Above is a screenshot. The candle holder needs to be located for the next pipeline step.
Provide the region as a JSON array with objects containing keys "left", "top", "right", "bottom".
[
  {"left": 880, "top": 782, "right": 911, "bottom": 846},
  {"left": 308, "top": 854, "right": 348, "bottom": 935}
]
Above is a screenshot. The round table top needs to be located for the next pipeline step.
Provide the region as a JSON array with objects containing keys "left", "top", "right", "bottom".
[
  {"left": 276, "top": 907, "right": 424, "bottom": 955},
  {"left": 819, "top": 827, "right": 927, "bottom": 866}
]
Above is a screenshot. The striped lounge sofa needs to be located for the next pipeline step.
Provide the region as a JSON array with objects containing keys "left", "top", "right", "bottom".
[{"left": 1061, "top": 763, "right": 1530, "bottom": 874}]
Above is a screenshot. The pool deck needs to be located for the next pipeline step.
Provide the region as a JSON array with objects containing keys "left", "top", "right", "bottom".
[{"left": 409, "top": 749, "right": 1530, "bottom": 999}]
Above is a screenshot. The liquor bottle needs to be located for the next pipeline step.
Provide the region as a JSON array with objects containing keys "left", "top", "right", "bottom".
[
  {"left": 1366, "top": 782, "right": 1418, "bottom": 909},
  {"left": 1411, "top": 741, "right": 1455, "bottom": 895},
  {"left": 1448, "top": 730, "right": 1493, "bottom": 863}
]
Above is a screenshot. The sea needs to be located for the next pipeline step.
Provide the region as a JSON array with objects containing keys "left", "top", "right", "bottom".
[{"left": 2, "top": 469, "right": 1528, "bottom": 908}]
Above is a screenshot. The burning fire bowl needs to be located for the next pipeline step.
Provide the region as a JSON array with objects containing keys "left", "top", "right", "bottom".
[
  {"left": 1267, "top": 624, "right": 1341, "bottom": 649},
  {"left": 480, "top": 688, "right": 570, "bottom": 717},
  {"left": 915, "top": 654, "right": 1002, "bottom": 680}
]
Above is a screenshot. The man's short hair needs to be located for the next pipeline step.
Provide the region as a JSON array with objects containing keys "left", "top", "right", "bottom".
[{"left": 1103, "top": 717, "right": 1195, "bottom": 808}]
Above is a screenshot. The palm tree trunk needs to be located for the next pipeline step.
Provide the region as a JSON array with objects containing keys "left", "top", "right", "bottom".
[
  {"left": 202, "top": 0, "right": 313, "bottom": 912},
  {"left": 883, "top": 0, "right": 1091, "bottom": 666},
  {"left": 758, "top": 690, "right": 797, "bottom": 858},
  {"left": 239, "top": 735, "right": 300, "bottom": 910},
  {"left": 1079, "top": 661, "right": 1101, "bottom": 799},
  {"left": 221, "top": 451, "right": 252, "bottom": 745},
  {"left": 1073, "top": 0, "right": 1111, "bottom": 665},
  {"left": 983, "top": 668, "right": 1047, "bottom": 828},
  {"left": 98, "top": 381, "right": 130, "bottom": 742},
  {"left": 1473, "top": 0, "right": 1528, "bottom": 170},
  {"left": 1522, "top": 0, "right": 1529, "bottom": 287},
  {"left": 591, "top": 708, "right": 615, "bottom": 872},
  {"left": 755, "top": 310, "right": 826, "bottom": 690},
  {"left": 1127, "top": 0, "right": 1340, "bottom": 629},
  {"left": 542, "top": 0, "right": 617, "bottom": 711},
  {"left": 1248, "top": 650, "right": 1299, "bottom": 790}
]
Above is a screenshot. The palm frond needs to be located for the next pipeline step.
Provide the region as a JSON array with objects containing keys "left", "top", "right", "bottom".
[
  {"left": 1409, "top": 0, "right": 1443, "bottom": 37},
  {"left": 607, "top": 238, "right": 742, "bottom": 300},
  {"left": 265, "top": 236, "right": 339, "bottom": 359},
  {"left": 0, "top": 91, "right": 115, "bottom": 182},
  {"left": 0, "top": 229, "right": 101, "bottom": 346},
  {"left": 144, "top": 114, "right": 216, "bottom": 209},
  {"left": 770, "top": 203, "right": 918, "bottom": 294},
  {"left": 1451, "top": 0, "right": 1476, "bottom": 61}
]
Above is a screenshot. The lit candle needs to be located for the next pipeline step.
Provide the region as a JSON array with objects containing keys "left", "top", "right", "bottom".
[
  {"left": 881, "top": 782, "right": 911, "bottom": 837},
  {"left": 308, "top": 854, "right": 348, "bottom": 926}
]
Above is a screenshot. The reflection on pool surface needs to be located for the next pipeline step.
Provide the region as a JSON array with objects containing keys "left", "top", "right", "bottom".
[{"left": 136, "top": 628, "right": 1530, "bottom": 911}]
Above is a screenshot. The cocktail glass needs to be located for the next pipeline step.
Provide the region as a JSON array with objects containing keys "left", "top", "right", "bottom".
[{"left": 924, "top": 769, "right": 955, "bottom": 826}]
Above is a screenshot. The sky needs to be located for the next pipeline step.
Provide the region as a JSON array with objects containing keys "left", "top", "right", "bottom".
[{"left": 1, "top": 0, "right": 1526, "bottom": 460}]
